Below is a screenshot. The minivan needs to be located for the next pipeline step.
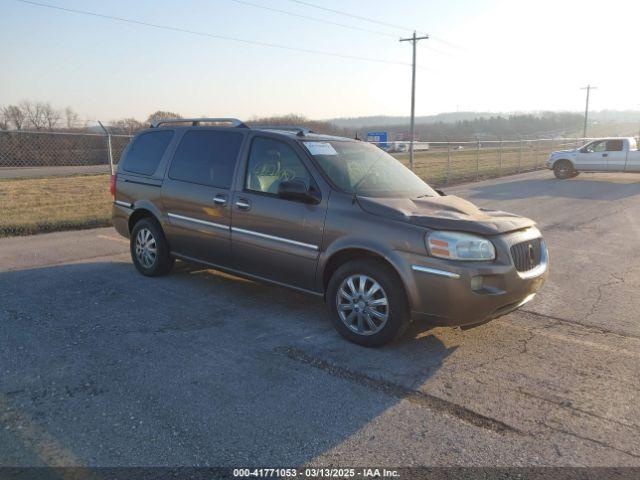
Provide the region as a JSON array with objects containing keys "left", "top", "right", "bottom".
[{"left": 112, "top": 118, "right": 548, "bottom": 347}]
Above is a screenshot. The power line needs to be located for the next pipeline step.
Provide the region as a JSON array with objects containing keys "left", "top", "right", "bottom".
[
  {"left": 15, "top": 0, "right": 412, "bottom": 67},
  {"left": 228, "top": 0, "right": 452, "bottom": 56},
  {"left": 288, "top": 0, "right": 421, "bottom": 34},
  {"left": 287, "top": 0, "right": 463, "bottom": 51},
  {"left": 229, "top": 0, "right": 396, "bottom": 38}
]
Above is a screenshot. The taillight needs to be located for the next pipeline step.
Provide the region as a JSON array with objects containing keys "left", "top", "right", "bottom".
[{"left": 109, "top": 174, "right": 117, "bottom": 197}]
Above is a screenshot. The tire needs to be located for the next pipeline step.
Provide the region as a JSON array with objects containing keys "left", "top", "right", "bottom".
[
  {"left": 130, "top": 217, "right": 174, "bottom": 277},
  {"left": 553, "top": 160, "right": 576, "bottom": 179},
  {"left": 327, "top": 259, "right": 410, "bottom": 347}
]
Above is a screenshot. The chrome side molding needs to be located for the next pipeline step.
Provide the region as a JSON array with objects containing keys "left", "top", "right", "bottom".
[{"left": 411, "top": 265, "right": 460, "bottom": 279}]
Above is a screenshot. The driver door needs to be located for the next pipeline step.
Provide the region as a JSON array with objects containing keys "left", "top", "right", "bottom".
[
  {"left": 575, "top": 140, "right": 608, "bottom": 171},
  {"left": 230, "top": 136, "right": 326, "bottom": 292}
]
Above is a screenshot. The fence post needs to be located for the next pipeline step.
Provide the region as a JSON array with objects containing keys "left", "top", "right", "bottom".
[
  {"left": 98, "top": 121, "right": 114, "bottom": 175},
  {"left": 446, "top": 140, "right": 451, "bottom": 184},
  {"left": 476, "top": 139, "right": 480, "bottom": 181},
  {"left": 498, "top": 138, "right": 503, "bottom": 174},
  {"left": 518, "top": 138, "right": 523, "bottom": 173}
]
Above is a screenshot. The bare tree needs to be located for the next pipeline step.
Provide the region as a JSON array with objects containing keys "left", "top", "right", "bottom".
[
  {"left": 3, "top": 105, "right": 26, "bottom": 130},
  {"left": 0, "top": 108, "right": 7, "bottom": 130},
  {"left": 64, "top": 107, "right": 79, "bottom": 129},
  {"left": 20, "top": 100, "right": 47, "bottom": 130},
  {"left": 112, "top": 117, "right": 143, "bottom": 135},
  {"left": 42, "top": 102, "right": 61, "bottom": 130},
  {"left": 145, "top": 110, "right": 182, "bottom": 126}
]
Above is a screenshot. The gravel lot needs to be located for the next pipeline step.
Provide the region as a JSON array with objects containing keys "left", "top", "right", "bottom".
[{"left": 1, "top": 170, "right": 639, "bottom": 467}]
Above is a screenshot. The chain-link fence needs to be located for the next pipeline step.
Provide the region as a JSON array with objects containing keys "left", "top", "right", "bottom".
[
  {"left": 381, "top": 138, "right": 586, "bottom": 186},
  {"left": 0, "top": 130, "right": 589, "bottom": 186},
  {"left": 0, "top": 130, "right": 131, "bottom": 168}
]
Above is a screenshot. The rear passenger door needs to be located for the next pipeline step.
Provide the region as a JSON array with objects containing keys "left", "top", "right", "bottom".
[
  {"left": 603, "top": 139, "right": 627, "bottom": 171},
  {"left": 161, "top": 129, "right": 245, "bottom": 266},
  {"left": 230, "top": 136, "right": 326, "bottom": 292}
]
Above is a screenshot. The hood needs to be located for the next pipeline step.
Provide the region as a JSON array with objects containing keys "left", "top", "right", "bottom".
[
  {"left": 356, "top": 195, "right": 535, "bottom": 236},
  {"left": 551, "top": 149, "right": 577, "bottom": 155}
]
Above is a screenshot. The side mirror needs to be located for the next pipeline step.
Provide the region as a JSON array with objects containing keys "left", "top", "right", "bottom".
[{"left": 277, "top": 180, "right": 320, "bottom": 204}]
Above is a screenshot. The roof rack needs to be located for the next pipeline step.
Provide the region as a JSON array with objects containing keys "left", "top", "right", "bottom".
[
  {"left": 151, "top": 118, "right": 249, "bottom": 128},
  {"left": 252, "top": 125, "right": 315, "bottom": 137}
]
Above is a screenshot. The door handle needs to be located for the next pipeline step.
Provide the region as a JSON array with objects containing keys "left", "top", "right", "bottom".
[
  {"left": 213, "top": 194, "right": 227, "bottom": 206},
  {"left": 235, "top": 198, "right": 251, "bottom": 210}
]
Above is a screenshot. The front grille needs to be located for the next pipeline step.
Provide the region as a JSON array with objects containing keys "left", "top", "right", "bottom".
[{"left": 510, "top": 238, "right": 542, "bottom": 272}]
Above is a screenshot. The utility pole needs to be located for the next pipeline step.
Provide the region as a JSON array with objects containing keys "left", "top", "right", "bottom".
[
  {"left": 581, "top": 84, "right": 597, "bottom": 139},
  {"left": 400, "top": 31, "right": 429, "bottom": 170}
]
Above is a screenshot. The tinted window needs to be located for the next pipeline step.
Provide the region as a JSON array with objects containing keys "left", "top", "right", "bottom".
[
  {"left": 605, "top": 140, "right": 623, "bottom": 152},
  {"left": 169, "top": 130, "right": 244, "bottom": 188},
  {"left": 246, "top": 137, "right": 310, "bottom": 194},
  {"left": 123, "top": 130, "right": 173, "bottom": 175}
]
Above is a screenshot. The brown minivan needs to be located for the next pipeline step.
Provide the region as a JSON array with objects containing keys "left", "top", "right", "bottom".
[{"left": 112, "top": 118, "right": 548, "bottom": 347}]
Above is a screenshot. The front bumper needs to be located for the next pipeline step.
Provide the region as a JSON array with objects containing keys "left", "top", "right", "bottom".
[{"left": 402, "top": 229, "right": 548, "bottom": 327}]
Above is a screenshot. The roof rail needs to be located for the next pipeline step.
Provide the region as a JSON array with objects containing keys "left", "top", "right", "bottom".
[
  {"left": 252, "top": 125, "right": 315, "bottom": 137},
  {"left": 151, "top": 118, "right": 249, "bottom": 128}
]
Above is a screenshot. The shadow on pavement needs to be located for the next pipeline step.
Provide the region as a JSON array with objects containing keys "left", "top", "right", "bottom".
[{"left": 0, "top": 260, "right": 455, "bottom": 466}]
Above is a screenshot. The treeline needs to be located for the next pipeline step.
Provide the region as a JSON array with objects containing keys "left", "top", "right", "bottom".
[
  {"left": 0, "top": 101, "right": 584, "bottom": 140},
  {"left": 356, "top": 112, "right": 585, "bottom": 141},
  {"left": 0, "top": 101, "right": 80, "bottom": 131}
]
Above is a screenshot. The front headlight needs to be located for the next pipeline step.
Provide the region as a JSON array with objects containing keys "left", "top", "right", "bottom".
[{"left": 426, "top": 231, "right": 496, "bottom": 261}]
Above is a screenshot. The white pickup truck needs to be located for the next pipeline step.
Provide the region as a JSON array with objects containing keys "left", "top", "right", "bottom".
[{"left": 547, "top": 137, "right": 640, "bottom": 179}]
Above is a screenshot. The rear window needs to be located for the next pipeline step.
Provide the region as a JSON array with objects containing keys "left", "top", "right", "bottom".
[
  {"left": 605, "top": 140, "right": 624, "bottom": 152},
  {"left": 168, "top": 130, "right": 244, "bottom": 188},
  {"left": 122, "top": 130, "right": 174, "bottom": 176}
]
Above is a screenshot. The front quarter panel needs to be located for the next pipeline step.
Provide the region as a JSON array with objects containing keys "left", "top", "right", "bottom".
[{"left": 317, "top": 191, "right": 428, "bottom": 303}]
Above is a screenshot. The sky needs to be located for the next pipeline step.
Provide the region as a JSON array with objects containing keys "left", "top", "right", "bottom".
[{"left": 1, "top": 0, "right": 639, "bottom": 123}]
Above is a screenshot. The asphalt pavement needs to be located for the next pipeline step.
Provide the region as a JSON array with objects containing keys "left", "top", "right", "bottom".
[{"left": 1, "top": 170, "right": 639, "bottom": 467}]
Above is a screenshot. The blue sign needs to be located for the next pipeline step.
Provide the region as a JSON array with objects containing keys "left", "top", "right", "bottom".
[{"left": 366, "top": 131, "right": 388, "bottom": 149}]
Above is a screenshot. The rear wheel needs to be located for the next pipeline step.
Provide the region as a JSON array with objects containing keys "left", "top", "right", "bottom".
[
  {"left": 130, "top": 218, "right": 174, "bottom": 276},
  {"left": 327, "top": 259, "right": 409, "bottom": 347},
  {"left": 553, "top": 160, "right": 577, "bottom": 179}
]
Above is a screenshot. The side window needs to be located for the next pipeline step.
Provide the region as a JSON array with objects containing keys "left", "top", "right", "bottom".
[
  {"left": 246, "top": 137, "right": 311, "bottom": 195},
  {"left": 122, "top": 130, "right": 173, "bottom": 175},
  {"left": 168, "top": 130, "right": 244, "bottom": 188},
  {"left": 605, "top": 140, "right": 623, "bottom": 152},
  {"left": 585, "top": 141, "right": 606, "bottom": 153}
]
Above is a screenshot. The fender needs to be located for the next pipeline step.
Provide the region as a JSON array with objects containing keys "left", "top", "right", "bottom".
[
  {"left": 317, "top": 234, "right": 417, "bottom": 303},
  {"left": 550, "top": 157, "right": 576, "bottom": 169},
  {"left": 128, "top": 199, "right": 165, "bottom": 232}
]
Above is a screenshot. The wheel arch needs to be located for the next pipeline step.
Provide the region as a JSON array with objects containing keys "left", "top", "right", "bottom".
[
  {"left": 128, "top": 207, "right": 160, "bottom": 234},
  {"left": 551, "top": 157, "right": 575, "bottom": 169},
  {"left": 320, "top": 247, "right": 410, "bottom": 309}
]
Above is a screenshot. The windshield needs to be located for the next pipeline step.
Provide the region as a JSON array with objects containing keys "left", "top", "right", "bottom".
[{"left": 303, "top": 140, "right": 437, "bottom": 198}]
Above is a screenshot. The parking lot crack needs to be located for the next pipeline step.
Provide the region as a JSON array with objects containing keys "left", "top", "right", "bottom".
[
  {"left": 275, "top": 346, "right": 521, "bottom": 435},
  {"left": 520, "top": 309, "right": 640, "bottom": 341}
]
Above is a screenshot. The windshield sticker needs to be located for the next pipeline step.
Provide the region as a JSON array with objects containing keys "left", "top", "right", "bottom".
[{"left": 304, "top": 142, "right": 338, "bottom": 156}]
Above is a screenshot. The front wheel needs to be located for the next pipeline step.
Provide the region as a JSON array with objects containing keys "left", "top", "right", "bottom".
[
  {"left": 130, "top": 218, "right": 174, "bottom": 277},
  {"left": 553, "top": 160, "right": 577, "bottom": 179},
  {"left": 327, "top": 259, "right": 410, "bottom": 347}
]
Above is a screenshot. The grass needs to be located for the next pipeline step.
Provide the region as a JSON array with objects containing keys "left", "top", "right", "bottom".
[
  {"left": 0, "top": 174, "right": 112, "bottom": 237},
  {"left": 0, "top": 144, "right": 555, "bottom": 238}
]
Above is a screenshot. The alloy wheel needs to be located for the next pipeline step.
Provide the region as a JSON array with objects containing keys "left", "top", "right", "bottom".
[
  {"left": 336, "top": 274, "right": 389, "bottom": 336},
  {"left": 135, "top": 228, "right": 157, "bottom": 268}
]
